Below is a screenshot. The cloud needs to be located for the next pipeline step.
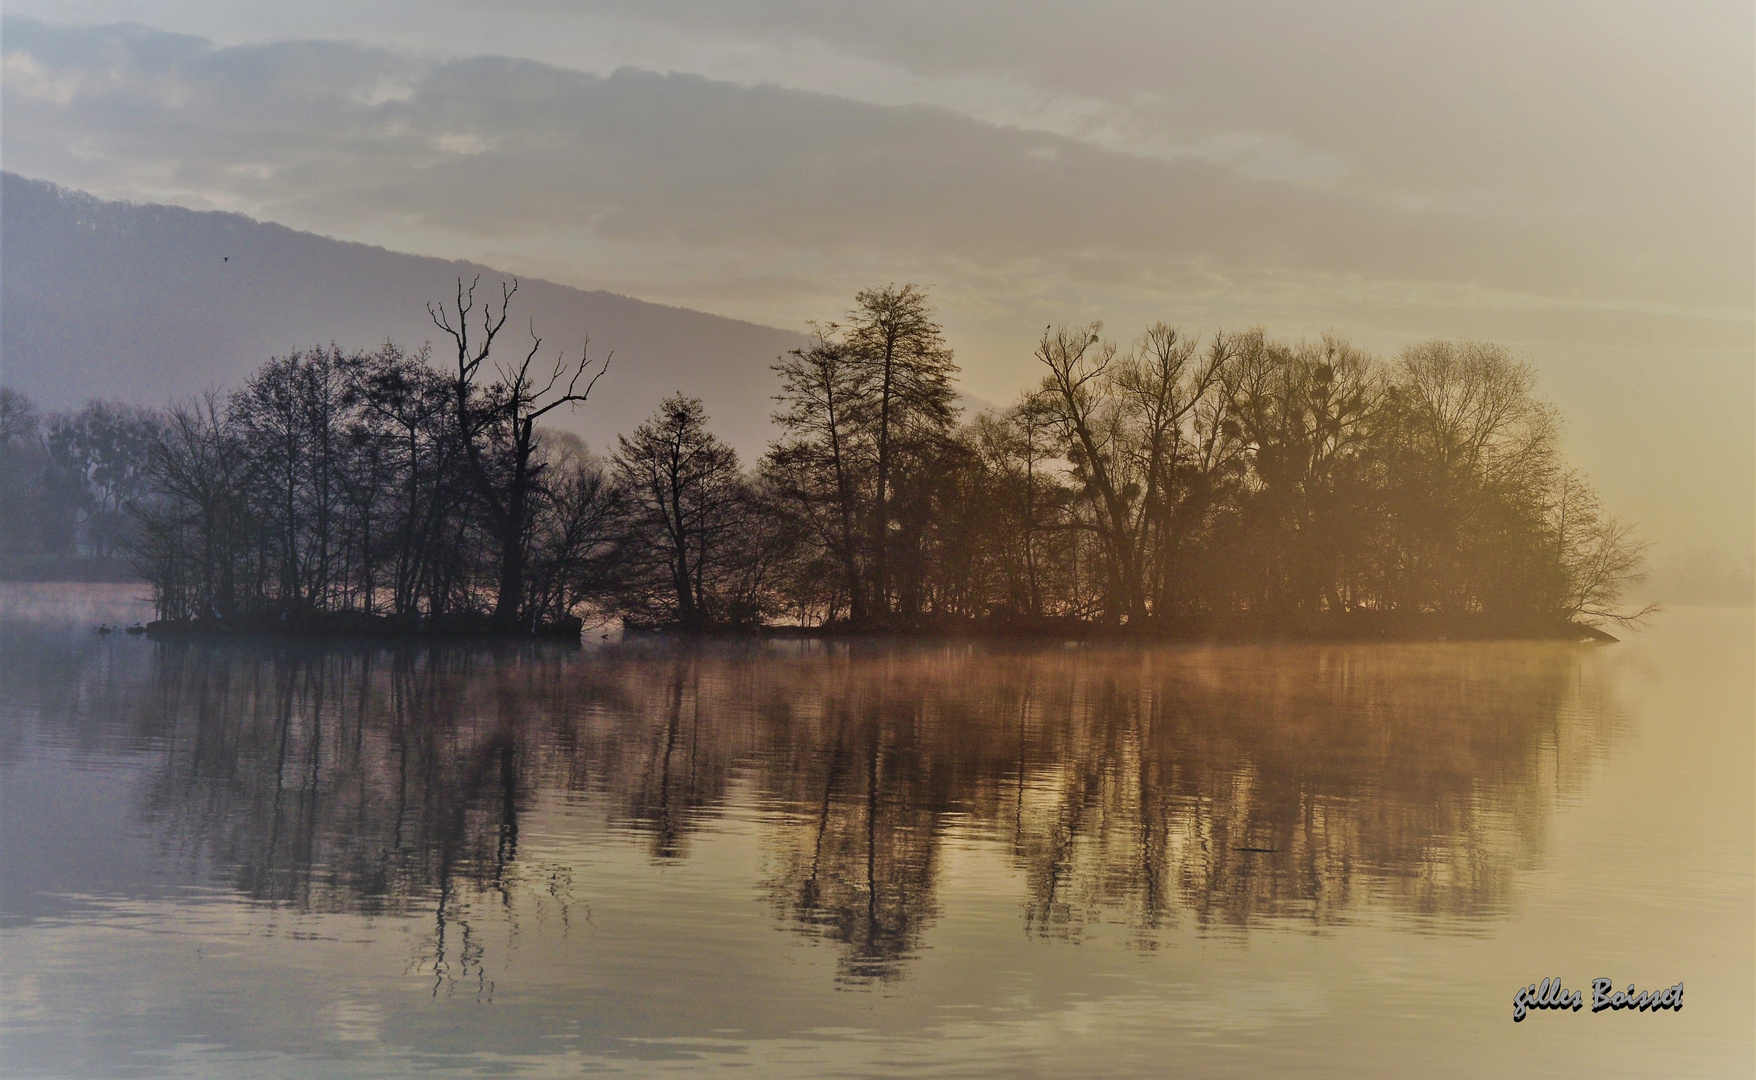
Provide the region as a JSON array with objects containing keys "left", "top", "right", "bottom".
[
  {"left": 6, "top": 18, "right": 1735, "bottom": 317},
  {"left": 0, "top": 14, "right": 1749, "bottom": 559},
  {"left": 3, "top": 15, "right": 1749, "bottom": 406},
  {"left": 17, "top": 1, "right": 1741, "bottom": 248}
]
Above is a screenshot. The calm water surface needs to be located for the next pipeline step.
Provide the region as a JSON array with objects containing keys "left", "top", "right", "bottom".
[{"left": 1, "top": 584, "right": 1750, "bottom": 1078}]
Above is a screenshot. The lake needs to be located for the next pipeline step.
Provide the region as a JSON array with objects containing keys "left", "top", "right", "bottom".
[{"left": 1, "top": 584, "right": 1750, "bottom": 1078}]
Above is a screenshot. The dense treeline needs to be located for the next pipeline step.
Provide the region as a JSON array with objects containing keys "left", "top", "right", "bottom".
[
  {"left": 0, "top": 388, "right": 159, "bottom": 571},
  {"left": 3, "top": 279, "right": 1648, "bottom": 634},
  {"left": 127, "top": 277, "right": 625, "bottom": 630}
]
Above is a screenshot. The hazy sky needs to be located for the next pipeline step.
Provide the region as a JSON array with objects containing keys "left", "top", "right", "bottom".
[{"left": 2, "top": 2, "right": 1751, "bottom": 558}]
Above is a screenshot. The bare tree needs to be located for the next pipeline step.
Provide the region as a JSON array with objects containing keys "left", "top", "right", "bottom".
[
  {"left": 429, "top": 277, "right": 610, "bottom": 623},
  {"left": 1550, "top": 469, "right": 1656, "bottom": 626},
  {"left": 134, "top": 392, "right": 248, "bottom": 619},
  {"left": 1034, "top": 323, "right": 1141, "bottom": 621}
]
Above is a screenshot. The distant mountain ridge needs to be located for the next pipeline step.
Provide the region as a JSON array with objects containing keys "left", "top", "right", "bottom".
[{"left": 0, "top": 173, "right": 806, "bottom": 457}]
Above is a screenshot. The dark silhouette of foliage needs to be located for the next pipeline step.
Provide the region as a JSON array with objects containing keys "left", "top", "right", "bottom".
[{"left": 13, "top": 279, "right": 1643, "bottom": 635}]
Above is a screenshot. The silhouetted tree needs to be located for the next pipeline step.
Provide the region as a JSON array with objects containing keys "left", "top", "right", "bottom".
[
  {"left": 765, "top": 328, "right": 874, "bottom": 621},
  {"left": 845, "top": 284, "right": 959, "bottom": 616},
  {"left": 429, "top": 277, "right": 609, "bottom": 624},
  {"left": 117, "top": 293, "right": 1649, "bottom": 634},
  {"left": 611, "top": 395, "right": 748, "bottom": 629}
]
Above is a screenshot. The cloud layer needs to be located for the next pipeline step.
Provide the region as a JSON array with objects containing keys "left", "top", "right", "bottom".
[
  {"left": 5, "top": 17, "right": 1746, "bottom": 340},
  {"left": 1, "top": 14, "right": 1750, "bottom": 556}
]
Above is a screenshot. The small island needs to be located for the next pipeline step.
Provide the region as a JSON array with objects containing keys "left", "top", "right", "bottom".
[{"left": 9, "top": 281, "right": 1650, "bottom": 643}]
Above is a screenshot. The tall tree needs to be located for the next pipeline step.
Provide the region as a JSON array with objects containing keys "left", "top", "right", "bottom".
[
  {"left": 1033, "top": 322, "right": 1141, "bottom": 622},
  {"left": 231, "top": 348, "right": 350, "bottom": 610},
  {"left": 844, "top": 284, "right": 958, "bottom": 616},
  {"left": 429, "top": 277, "right": 609, "bottom": 623},
  {"left": 1225, "top": 333, "right": 1382, "bottom": 616},
  {"left": 342, "top": 343, "right": 459, "bottom": 616},
  {"left": 766, "top": 329, "right": 874, "bottom": 620},
  {"left": 612, "top": 395, "right": 746, "bottom": 629},
  {"left": 136, "top": 392, "right": 249, "bottom": 619},
  {"left": 1381, "top": 339, "right": 1558, "bottom": 615}
]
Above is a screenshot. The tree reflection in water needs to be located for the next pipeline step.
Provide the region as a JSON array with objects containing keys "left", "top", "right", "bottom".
[{"left": 110, "top": 637, "right": 1616, "bottom": 985}]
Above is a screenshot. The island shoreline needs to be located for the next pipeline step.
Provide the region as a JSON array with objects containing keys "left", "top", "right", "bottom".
[{"left": 138, "top": 611, "right": 1619, "bottom": 644}]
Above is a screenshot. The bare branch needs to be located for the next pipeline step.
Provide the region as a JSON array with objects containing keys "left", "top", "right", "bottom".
[{"left": 528, "top": 348, "right": 611, "bottom": 422}]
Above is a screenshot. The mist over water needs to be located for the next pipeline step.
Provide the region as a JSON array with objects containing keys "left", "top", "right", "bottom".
[
  {"left": 0, "top": 585, "right": 1749, "bottom": 1077},
  {"left": 1, "top": 3, "right": 1746, "bottom": 1073}
]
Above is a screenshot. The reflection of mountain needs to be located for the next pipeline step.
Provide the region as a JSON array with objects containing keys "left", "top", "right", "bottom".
[{"left": 110, "top": 638, "right": 1616, "bottom": 982}]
